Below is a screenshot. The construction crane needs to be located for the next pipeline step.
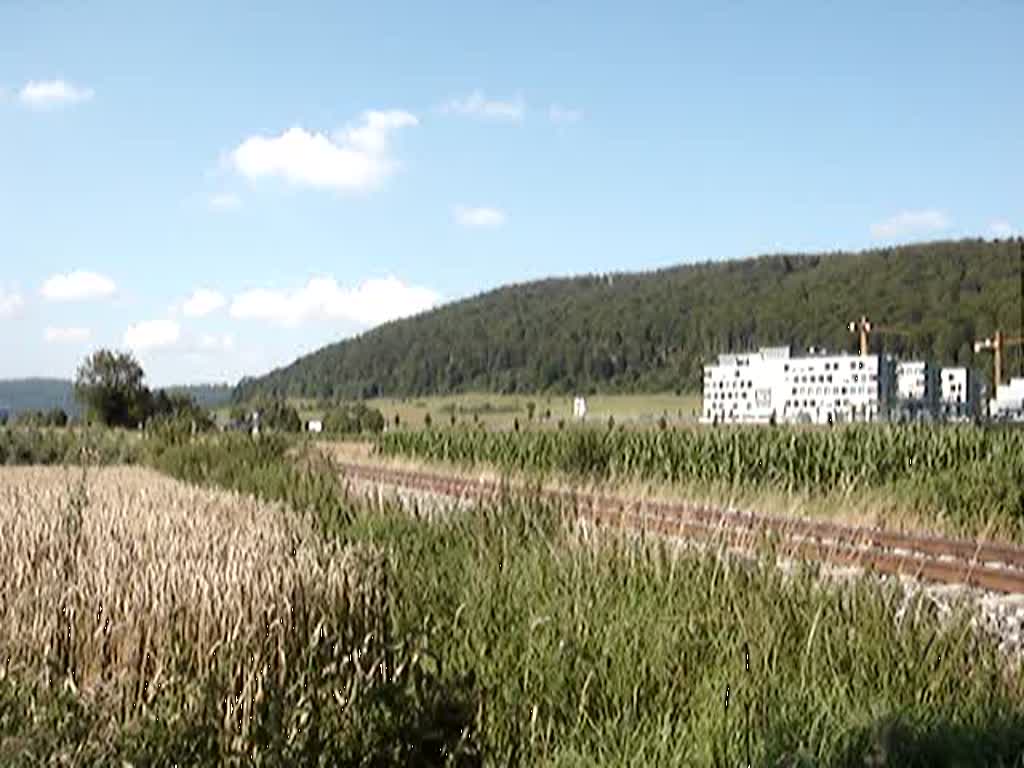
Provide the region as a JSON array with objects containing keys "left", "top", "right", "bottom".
[
  {"left": 848, "top": 316, "right": 913, "bottom": 356},
  {"left": 973, "top": 330, "right": 1024, "bottom": 397}
]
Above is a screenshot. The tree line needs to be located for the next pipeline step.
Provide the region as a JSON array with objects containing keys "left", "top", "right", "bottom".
[
  {"left": 234, "top": 238, "right": 1024, "bottom": 401},
  {"left": 60, "top": 348, "right": 386, "bottom": 437}
]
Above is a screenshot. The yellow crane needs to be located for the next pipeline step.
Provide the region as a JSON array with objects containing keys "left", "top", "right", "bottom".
[
  {"left": 973, "top": 330, "right": 1024, "bottom": 397},
  {"left": 848, "top": 316, "right": 913, "bottom": 356}
]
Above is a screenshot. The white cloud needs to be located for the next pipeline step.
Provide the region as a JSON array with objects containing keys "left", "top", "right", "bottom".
[
  {"left": 182, "top": 288, "right": 227, "bottom": 318},
  {"left": 440, "top": 90, "right": 525, "bottom": 121},
  {"left": 209, "top": 193, "right": 241, "bottom": 211},
  {"left": 454, "top": 205, "right": 507, "bottom": 229},
  {"left": 231, "top": 109, "right": 418, "bottom": 191},
  {"left": 40, "top": 271, "right": 116, "bottom": 301},
  {"left": 0, "top": 289, "right": 24, "bottom": 317},
  {"left": 198, "top": 333, "right": 234, "bottom": 352},
  {"left": 990, "top": 220, "right": 1017, "bottom": 239},
  {"left": 549, "top": 104, "right": 583, "bottom": 124},
  {"left": 230, "top": 275, "right": 441, "bottom": 328},
  {"left": 19, "top": 79, "right": 94, "bottom": 108},
  {"left": 44, "top": 326, "right": 90, "bottom": 344},
  {"left": 870, "top": 210, "right": 950, "bottom": 240},
  {"left": 123, "top": 319, "right": 181, "bottom": 351}
]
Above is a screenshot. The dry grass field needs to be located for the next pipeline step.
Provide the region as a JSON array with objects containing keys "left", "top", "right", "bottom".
[{"left": 0, "top": 465, "right": 388, "bottom": 759}]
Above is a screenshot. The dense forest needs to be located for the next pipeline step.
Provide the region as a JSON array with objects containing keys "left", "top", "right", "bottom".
[
  {"left": 235, "top": 239, "right": 1024, "bottom": 401},
  {"left": 0, "top": 380, "right": 233, "bottom": 418}
]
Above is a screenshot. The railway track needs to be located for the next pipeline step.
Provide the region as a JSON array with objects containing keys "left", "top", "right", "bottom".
[{"left": 338, "top": 461, "right": 1024, "bottom": 595}]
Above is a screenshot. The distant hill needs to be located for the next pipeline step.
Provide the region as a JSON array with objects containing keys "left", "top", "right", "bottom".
[
  {"left": 0, "top": 379, "right": 80, "bottom": 418},
  {"left": 234, "top": 238, "right": 1024, "bottom": 401},
  {"left": 0, "top": 380, "right": 233, "bottom": 418},
  {"left": 162, "top": 384, "right": 234, "bottom": 410}
]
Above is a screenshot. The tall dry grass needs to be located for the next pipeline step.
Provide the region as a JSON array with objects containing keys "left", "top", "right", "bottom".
[{"left": 0, "top": 466, "right": 391, "bottom": 758}]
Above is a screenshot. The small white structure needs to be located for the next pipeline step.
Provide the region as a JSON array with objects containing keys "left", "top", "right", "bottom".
[
  {"left": 702, "top": 346, "right": 893, "bottom": 425},
  {"left": 572, "top": 396, "right": 588, "bottom": 419},
  {"left": 307, "top": 419, "right": 323, "bottom": 434},
  {"left": 990, "top": 378, "right": 1024, "bottom": 421}
]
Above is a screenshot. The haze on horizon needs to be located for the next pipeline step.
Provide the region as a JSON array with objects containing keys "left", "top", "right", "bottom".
[{"left": 1, "top": 1, "right": 1021, "bottom": 386}]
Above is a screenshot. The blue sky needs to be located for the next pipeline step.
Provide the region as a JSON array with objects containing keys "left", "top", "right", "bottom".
[{"left": 1, "top": 1, "right": 1021, "bottom": 386}]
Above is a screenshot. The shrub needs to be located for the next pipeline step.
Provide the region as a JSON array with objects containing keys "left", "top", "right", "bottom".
[{"left": 324, "top": 403, "right": 386, "bottom": 435}]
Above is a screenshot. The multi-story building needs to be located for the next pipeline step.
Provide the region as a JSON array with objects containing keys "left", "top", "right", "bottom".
[
  {"left": 702, "top": 346, "right": 894, "bottom": 425},
  {"left": 939, "top": 367, "right": 982, "bottom": 421},
  {"left": 989, "top": 378, "right": 1024, "bottom": 421},
  {"left": 701, "top": 347, "right": 789, "bottom": 424},
  {"left": 891, "top": 361, "right": 940, "bottom": 421}
]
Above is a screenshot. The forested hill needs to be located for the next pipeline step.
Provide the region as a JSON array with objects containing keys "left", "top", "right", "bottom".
[{"left": 234, "top": 238, "right": 1024, "bottom": 400}]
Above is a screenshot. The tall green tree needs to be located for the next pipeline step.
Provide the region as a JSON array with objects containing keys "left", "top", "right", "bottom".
[{"left": 74, "top": 350, "right": 150, "bottom": 427}]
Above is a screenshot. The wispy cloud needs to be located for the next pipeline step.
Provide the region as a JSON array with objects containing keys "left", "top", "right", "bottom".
[
  {"left": 230, "top": 110, "right": 418, "bottom": 191},
  {"left": 123, "top": 319, "right": 181, "bottom": 352},
  {"left": 19, "top": 79, "right": 94, "bottom": 109},
  {"left": 0, "top": 288, "right": 24, "bottom": 317},
  {"left": 549, "top": 104, "right": 583, "bottom": 124},
  {"left": 870, "top": 210, "right": 950, "bottom": 240},
  {"left": 181, "top": 289, "right": 227, "bottom": 318},
  {"left": 208, "top": 193, "right": 241, "bottom": 211},
  {"left": 989, "top": 220, "right": 1017, "bottom": 239},
  {"left": 230, "top": 275, "right": 440, "bottom": 328},
  {"left": 454, "top": 205, "right": 507, "bottom": 229},
  {"left": 440, "top": 90, "right": 525, "bottom": 122},
  {"left": 44, "top": 327, "right": 90, "bottom": 344},
  {"left": 40, "top": 271, "right": 116, "bottom": 302}
]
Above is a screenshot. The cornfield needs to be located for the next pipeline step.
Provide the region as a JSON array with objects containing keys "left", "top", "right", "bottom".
[{"left": 377, "top": 425, "right": 1024, "bottom": 533}]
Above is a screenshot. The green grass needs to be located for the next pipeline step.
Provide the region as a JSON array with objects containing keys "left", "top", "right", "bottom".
[
  {"left": 375, "top": 424, "right": 1024, "bottom": 541},
  {"left": 350, "top": 493, "right": 1024, "bottom": 766},
  {"left": 4, "top": 431, "right": 1024, "bottom": 765},
  {"left": 0, "top": 426, "right": 141, "bottom": 466},
  {"left": 219, "top": 392, "right": 704, "bottom": 432}
]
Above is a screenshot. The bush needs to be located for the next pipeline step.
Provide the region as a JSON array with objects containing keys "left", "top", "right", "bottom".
[
  {"left": 255, "top": 400, "right": 302, "bottom": 433},
  {"left": 323, "top": 403, "right": 386, "bottom": 435}
]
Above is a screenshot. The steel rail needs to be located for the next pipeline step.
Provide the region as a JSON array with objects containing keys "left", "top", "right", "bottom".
[{"left": 338, "top": 462, "right": 1024, "bottom": 594}]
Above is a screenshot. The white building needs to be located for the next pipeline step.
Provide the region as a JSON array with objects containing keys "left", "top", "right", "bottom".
[
  {"left": 702, "top": 347, "right": 788, "bottom": 424},
  {"left": 892, "top": 361, "right": 939, "bottom": 421},
  {"left": 939, "top": 367, "right": 981, "bottom": 421},
  {"left": 990, "top": 378, "right": 1024, "bottom": 421},
  {"left": 307, "top": 419, "right": 323, "bottom": 434},
  {"left": 702, "top": 346, "right": 893, "bottom": 425}
]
